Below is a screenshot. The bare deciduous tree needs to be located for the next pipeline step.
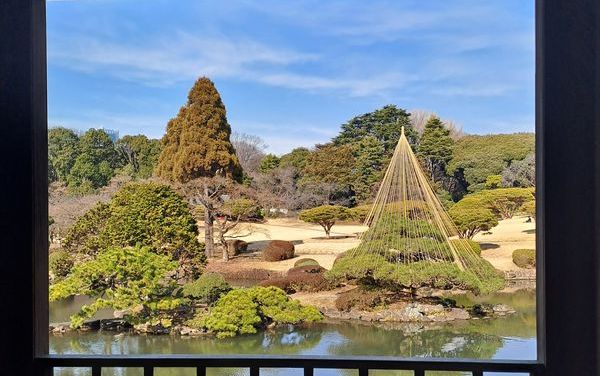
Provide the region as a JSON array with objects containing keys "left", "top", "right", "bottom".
[
  {"left": 181, "top": 177, "right": 259, "bottom": 261},
  {"left": 409, "top": 109, "right": 465, "bottom": 140},
  {"left": 231, "top": 132, "right": 267, "bottom": 174}
]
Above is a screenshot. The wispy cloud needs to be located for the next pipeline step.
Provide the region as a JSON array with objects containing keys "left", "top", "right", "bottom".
[{"left": 49, "top": 32, "right": 318, "bottom": 87}]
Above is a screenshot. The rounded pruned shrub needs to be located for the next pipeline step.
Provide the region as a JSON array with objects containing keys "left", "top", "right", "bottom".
[
  {"left": 182, "top": 272, "right": 232, "bottom": 305},
  {"left": 259, "top": 265, "right": 331, "bottom": 293},
  {"left": 49, "top": 250, "right": 74, "bottom": 279},
  {"left": 449, "top": 239, "right": 482, "bottom": 256},
  {"left": 199, "top": 286, "right": 323, "bottom": 338},
  {"left": 294, "top": 258, "right": 320, "bottom": 268},
  {"left": 512, "top": 249, "right": 536, "bottom": 268},
  {"left": 226, "top": 239, "right": 249, "bottom": 257},
  {"left": 262, "top": 240, "right": 295, "bottom": 262}
]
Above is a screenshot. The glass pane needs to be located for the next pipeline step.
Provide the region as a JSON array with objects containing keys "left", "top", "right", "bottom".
[
  {"left": 53, "top": 368, "right": 91, "bottom": 376},
  {"left": 47, "top": 0, "right": 536, "bottom": 364}
]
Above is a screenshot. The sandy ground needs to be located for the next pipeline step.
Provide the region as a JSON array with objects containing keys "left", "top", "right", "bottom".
[
  {"left": 474, "top": 216, "right": 536, "bottom": 271},
  {"left": 203, "top": 218, "right": 366, "bottom": 271},
  {"left": 204, "top": 216, "right": 535, "bottom": 274}
]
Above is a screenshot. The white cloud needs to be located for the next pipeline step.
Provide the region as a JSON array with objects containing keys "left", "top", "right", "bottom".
[{"left": 49, "top": 32, "right": 318, "bottom": 87}]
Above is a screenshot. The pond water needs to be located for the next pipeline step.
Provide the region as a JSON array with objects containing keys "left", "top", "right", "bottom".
[{"left": 50, "top": 289, "right": 536, "bottom": 376}]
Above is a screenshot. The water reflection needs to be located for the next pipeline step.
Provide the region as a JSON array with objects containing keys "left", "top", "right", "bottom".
[{"left": 51, "top": 290, "right": 536, "bottom": 376}]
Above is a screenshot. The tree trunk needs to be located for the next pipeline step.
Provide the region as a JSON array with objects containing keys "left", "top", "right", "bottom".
[
  {"left": 204, "top": 205, "right": 214, "bottom": 258},
  {"left": 222, "top": 241, "right": 230, "bottom": 262}
]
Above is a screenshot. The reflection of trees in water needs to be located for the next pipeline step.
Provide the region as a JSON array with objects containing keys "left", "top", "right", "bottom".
[
  {"left": 51, "top": 327, "right": 324, "bottom": 376},
  {"left": 328, "top": 321, "right": 503, "bottom": 359}
]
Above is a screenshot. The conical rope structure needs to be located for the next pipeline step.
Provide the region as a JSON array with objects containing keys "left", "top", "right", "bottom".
[{"left": 329, "top": 127, "right": 504, "bottom": 294}]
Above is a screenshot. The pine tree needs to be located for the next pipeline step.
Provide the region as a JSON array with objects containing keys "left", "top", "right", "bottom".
[
  {"left": 156, "top": 77, "right": 243, "bottom": 258},
  {"left": 156, "top": 77, "right": 242, "bottom": 182},
  {"left": 417, "top": 116, "right": 454, "bottom": 182}
]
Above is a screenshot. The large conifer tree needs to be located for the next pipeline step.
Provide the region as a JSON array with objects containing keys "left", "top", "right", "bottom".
[
  {"left": 417, "top": 116, "right": 454, "bottom": 182},
  {"left": 156, "top": 77, "right": 242, "bottom": 182},
  {"left": 156, "top": 77, "right": 242, "bottom": 258}
]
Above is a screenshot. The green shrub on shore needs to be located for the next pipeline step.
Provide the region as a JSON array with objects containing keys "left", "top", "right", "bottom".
[
  {"left": 182, "top": 273, "right": 232, "bottom": 305},
  {"left": 63, "top": 182, "right": 205, "bottom": 279},
  {"left": 50, "top": 245, "right": 179, "bottom": 328},
  {"left": 195, "top": 286, "right": 322, "bottom": 338},
  {"left": 49, "top": 250, "right": 74, "bottom": 279},
  {"left": 512, "top": 249, "right": 536, "bottom": 268},
  {"left": 327, "top": 251, "right": 503, "bottom": 294}
]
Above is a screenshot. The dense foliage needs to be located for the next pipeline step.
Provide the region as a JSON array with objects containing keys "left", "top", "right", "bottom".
[
  {"left": 259, "top": 154, "right": 280, "bottom": 173},
  {"left": 453, "top": 188, "right": 534, "bottom": 220},
  {"left": 182, "top": 273, "right": 232, "bottom": 305},
  {"left": 299, "top": 205, "right": 349, "bottom": 238},
  {"left": 156, "top": 77, "right": 242, "bottom": 182},
  {"left": 116, "top": 135, "right": 162, "bottom": 179},
  {"left": 63, "top": 182, "right": 205, "bottom": 278},
  {"left": 48, "top": 127, "right": 163, "bottom": 193},
  {"left": 417, "top": 116, "right": 454, "bottom": 182},
  {"left": 49, "top": 250, "right": 74, "bottom": 279},
  {"left": 327, "top": 204, "right": 503, "bottom": 294},
  {"left": 328, "top": 252, "right": 503, "bottom": 295},
  {"left": 197, "top": 286, "right": 322, "bottom": 338},
  {"left": 447, "top": 133, "right": 535, "bottom": 188},
  {"left": 50, "top": 246, "right": 180, "bottom": 328},
  {"left": 449, "top": 206, "right": 499, "bottom": 239},
  {"left": 48, "top": 127, "right": 80, "bottom": 182},
  {"left": 512, "top": 249, "right": 536, "bottom": 268},
  {"left": 333, "top": 105, "right": 417, "bottom": 152}
]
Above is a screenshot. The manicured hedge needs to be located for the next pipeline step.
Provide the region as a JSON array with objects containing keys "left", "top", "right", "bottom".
[
  {"left": 512, "top": 249, "right": 536, "bottom": 268},
  {"left": 262, "top": 240, "right": 295, "bottom": 261}
]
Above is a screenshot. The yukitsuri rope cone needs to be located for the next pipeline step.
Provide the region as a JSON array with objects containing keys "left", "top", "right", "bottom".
[{"left": 328, "top": 127, "right": 504, "bottom": 295}]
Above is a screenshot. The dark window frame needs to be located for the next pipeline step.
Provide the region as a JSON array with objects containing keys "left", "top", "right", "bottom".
[{"left": 1, "top": 0, "right": 599, "bottom": 375}]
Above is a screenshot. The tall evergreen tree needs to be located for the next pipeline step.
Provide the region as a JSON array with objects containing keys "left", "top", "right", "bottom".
[
  {"left": 156, "top": 77, "right": 242, "bottom": 258},
  {"left": 332, "top": 105, "right": 417, "bottom": 153},
  {"left": 156, "top": 77, "right": 242, "bottom": 182},
  {"left": 48, "top": 127, "right": 80, "bottom": 182},
  {"left": 352, "top": 136, "right": 386, "bottom": 202},
  {"left": 417, "top": 116, "right": 454, "bottom": 182}
]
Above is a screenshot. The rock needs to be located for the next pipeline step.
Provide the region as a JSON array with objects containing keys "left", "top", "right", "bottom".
[
  {"left": 178, "top": 326, "right": 204, "bottom": 336},
  {"left": 50, "top": 324, "right": 71, "bottom": 334},
  {"left": 493, "top": 304, "right": 516, "bottom": 316},
  {"left": 100, "top": 319, "right": 132, "bottom": 332},
  {"left": 470, "top": 304, "right": 495, "bottom": 317},
  {"left": 405, "top": 303, "right": 425, "bottom": 321},
  {"left": 134, "top": 322, "right": 170, "bottom": 335},
  {"left": 80, "top": 320, "right": 100, "bottom": 331}
]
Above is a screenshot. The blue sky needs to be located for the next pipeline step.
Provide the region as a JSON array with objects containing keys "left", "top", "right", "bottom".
[{"left": 47, "top": 0, "right": 534, "bottom": 154}]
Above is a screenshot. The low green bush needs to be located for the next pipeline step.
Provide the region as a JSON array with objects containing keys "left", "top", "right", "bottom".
[
  {"left": 262, "top": 240, "right": 295, "bottom": 262},
  {"left": 197, "top": 286, "right": 322, "bottom": 338},
  {"left": 347, "top": 205, "right": 372, "bottom": 223},
  {"left": 49, "top": 250, "right": 74, "bottom": 279},
  {"left": 294, "top": 258, "right": 320, "bottom": 268},
  {"left": 182, "top": 273, "right": 232, "bottom": 305},
  {"left": 449, "top": 239, "right": 482, "bottom": 256},
  {"left": 512, "top": 249, "right": 535, "bottom": 268},
  {"left": 327, "top": 251, "right": 504, "bottom": 294}
]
